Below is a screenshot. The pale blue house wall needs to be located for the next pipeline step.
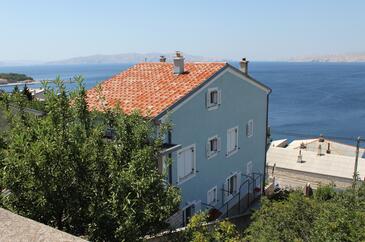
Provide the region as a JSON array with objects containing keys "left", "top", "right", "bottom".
[{"left": 160, "top": 67, "right": 269, "bottom": 209}]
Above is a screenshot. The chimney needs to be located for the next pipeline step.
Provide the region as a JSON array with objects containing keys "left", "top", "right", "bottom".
[
  {"left": 173, "top": 51, "right": 184, "bottom": 74},
  {"left": 160, "top": 55, "right": 166, "bottom": 63},
  {"left": 317, "top": 144, "right": 323, "bottom": 156},
  {"left": 297, "top": 150, "right": 303, "bottom": 163},
  {"left": 239, "top": 58, "right": 249, "bottom": 74}
]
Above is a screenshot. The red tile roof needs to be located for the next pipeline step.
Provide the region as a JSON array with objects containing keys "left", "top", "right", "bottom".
[{"left": 86, "top": 62, "right": 227, "bottom": 117}]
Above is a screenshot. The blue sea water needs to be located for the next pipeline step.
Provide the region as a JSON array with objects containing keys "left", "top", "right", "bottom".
[{"left": 0, "top": 62, "right": 364, "bottom": 146}]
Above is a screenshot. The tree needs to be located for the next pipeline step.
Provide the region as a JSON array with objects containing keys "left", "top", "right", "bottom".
[
  {"left": 0, "top": 76, "right": 180, "bottom": 241},
  {"left": 244, "top": 184, "right": 365, "bottom": 242},
  {"left": 22, "top": 84, "right": 33, "bottom": 101},
  {"left": 167, "top": 213, "right": 243, "bottom": 242},
  {"left": 11, "top": 85, "right": 20, "bottom": 94}
]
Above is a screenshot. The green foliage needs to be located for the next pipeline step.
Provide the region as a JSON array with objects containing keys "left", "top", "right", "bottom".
[
  {"left": 245, "top": 184, "right": 365, "bottom": 242},
  {"left": 22, "top": 84, "right": 33, "bottom": 101},
  {"left": 12, "top": 85, "right": 19, "bottom": 94},
  {"left": 174, "top": 213, "right": 243, "bottom": 242},
  {"left": 0, "top": 73, "right": 33, "bottom": 83},
  {"left": 0, "top": 76, "right": 180, "bottom": 241}
]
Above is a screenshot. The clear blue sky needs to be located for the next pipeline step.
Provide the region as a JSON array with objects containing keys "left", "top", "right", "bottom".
[{"left": 1, "top": 0, "right": 364, "bottom": 61}]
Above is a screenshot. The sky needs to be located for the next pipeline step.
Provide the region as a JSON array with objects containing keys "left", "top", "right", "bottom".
[{"left": 1, "top": 0, "right": 365, "bottom": 61}]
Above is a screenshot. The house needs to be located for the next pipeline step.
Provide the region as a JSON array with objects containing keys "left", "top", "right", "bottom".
[
  {"left": 267, "top": 137, "right": 365, "bottom": 189},
  {"left": 0, "top": 208, "right": 86, "bottom": 242},
  {"left": 86, "top": 52, "right": 271, "bottom": 227}
]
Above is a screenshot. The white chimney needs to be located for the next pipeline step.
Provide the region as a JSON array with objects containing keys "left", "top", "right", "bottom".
[
  {"left": 239, "top": 58, "right": 249, "bottom": 74},
  {"left": 297, "top": 150, "right": 303, "bottom": 163},
  {"left": 160, "top": 55, "right": 166, "bottom": 63},
  {"left": 173, "top": 51, "right": 184, "bottom": 74},
  {"left": 317, "top": 144, "right": 323, "bottom": 156}
]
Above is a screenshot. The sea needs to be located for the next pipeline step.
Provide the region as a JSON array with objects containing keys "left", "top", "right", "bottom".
[{"left": 0, "top": 62, "right": 364, "bottom": 146}]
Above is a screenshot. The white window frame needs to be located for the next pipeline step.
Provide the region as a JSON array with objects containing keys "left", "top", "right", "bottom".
[
  {"left": 206, "top": 87, "right": 221, "bottom": 111},
  {"left": 182, "top": 200, "right": 201, "bottom": 226},
  {"left": 247, "top": 119, "right": 254, "bottom": 138},
  {"left": 224, "top": 172, "right": 241, "bottom": 202},
  {"left": 206, "top": 135, "right": 221, "bottom": 159},
  {"left": 226, "top": 126, "right": 239, "bottom": 157},
  {"left": 246, "top": 161, "right": 253, "bottom": 176},
  {"left": 177, "top": 144, "right": 196, "bottom": 184},
  {"left": 207, "top": 186, "right": 218, "bottom": 205}
]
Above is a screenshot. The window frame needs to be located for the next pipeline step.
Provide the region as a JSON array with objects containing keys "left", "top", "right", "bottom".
[
  {"left": 182, "top": 200, "right": 201, "bottom": 226},
  {"left": 246, "top": 161, "right": 253, "bottom": 176},
  {"left": 207, "top": 186, "right": 218, "bottom": 205},
  {"left": 247, "top": 119, "right": 254, "bottom": 138},
  {"left": 206, "top": 87, "right": 221, "bottom": 111},
  {"left": 177, "top": 144, "right": 196, "bottom": 184},
  {"left": 226, "top": 126, "right": 239, "bottom": 157},
  {"left": 206, "top": 135, "right": 220, "bottom": 159},
  {"left": 224, "top": 172, "right": 241, "bottom": 202}
]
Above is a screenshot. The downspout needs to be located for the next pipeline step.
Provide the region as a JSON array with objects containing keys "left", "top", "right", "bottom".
[
  {"left": 263, "top": 90, "right": 271, "bottom": 193},
  {"left": 168, "top": 130, "right": 173, "bottom": 185}
]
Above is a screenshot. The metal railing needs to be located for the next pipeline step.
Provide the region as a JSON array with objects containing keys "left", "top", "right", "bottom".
[{"left": 217, "top": 172, "right": 263, "bottom": 219}]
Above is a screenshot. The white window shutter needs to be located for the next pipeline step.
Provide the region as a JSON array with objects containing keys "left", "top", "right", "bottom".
[
  {"left": 246, "top": 123, "right": 249, "bottom": 137},
  {"left": 185, "top": 149, "right": 193, "bottom": 175},
  {"left": 177, "top": 152, "right": 184, "bottom": 181},
  {"left": 223, "top": 180, "right": 229, "bottom": 202},
  {"left": 250, "top": 120, "right": 254, "bottom": 137},
  {"left": 218, "top": 90, "right": 222, "bottom": 105},
  {"left": 236, "top": 172, "right": 241, "bottom": 193},
  {"left": 227, "top": 131, "right": 231, "bottom": 154},
  {"left": 247, "top": 161, "right": 253, "bottom": 175},
  {"left": 205, "top": 91, "right": 210, "bottom": 108},
  {"left": 206, "top": 140, "right": 210, "bottom": 158},
  {"left": 230, "top": 130, "right": 235, "bottom": 150},
  {"left": 217, "top": 137, "right": 221, "bottom": 152}
]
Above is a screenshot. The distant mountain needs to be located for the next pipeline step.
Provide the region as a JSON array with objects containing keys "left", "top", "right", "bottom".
[
  {"left": 0, "top": 60, "right": 44, "bottom": 66},
  {"left": 46, "top": 53, "right": 228, "bottom": 65},
  {"left": 289, "top": 53, "right": 365, "bottom": 62}
]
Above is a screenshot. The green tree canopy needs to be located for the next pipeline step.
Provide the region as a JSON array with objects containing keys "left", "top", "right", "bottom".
[
  {"left": 0, "top": 76, "right": 180, "bottom": 241},
  {"left": 245, "top": 184, "right": 365, "bottom": 242},
  {"left": 0, "top": 73, "right": 33, "bottom": 83}
]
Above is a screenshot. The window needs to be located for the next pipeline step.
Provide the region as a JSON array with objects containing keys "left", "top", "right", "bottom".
[
  {"left": 182, "top": 201, "right": 201, "bottom": 226},
  {"left": 228, "top": 175, "right": 237, "bottom": 195},
  {"left": 177, "top": 145, "right": 196, "bottom": 183},
  {"left": 246, "top": 161, "right": 253, "bottom": 176},
  {"left": 183, "top": 203, "right": 194, "bottom": 226},
  {"left": 206, "top": 135, "right": 221, "bottom": 158},
  {"left": 227, "top": 126, "right": 238, "bottom": 156},
  {"left": 206, "top": 88, "right": 221, "bottom": 110},
  {"left": 246, "top": 119, "right": 254, "bottom": 137},
  {"left": 223, "top": 172, "right": 241, "bottom": 202},
  {"left": 207, "top": 186, "right": 218, "bottom": 205}
]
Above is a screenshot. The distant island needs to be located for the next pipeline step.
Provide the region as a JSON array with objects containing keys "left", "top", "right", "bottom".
[
  {"left": 0, "top": 73, "right": 33, "bottom": 84},
  {"left": 289, "top": 53, "right": 365, "bottom": 62},
  {"left": 46, "top": 53, "right": 227, "bottom": 65}
]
